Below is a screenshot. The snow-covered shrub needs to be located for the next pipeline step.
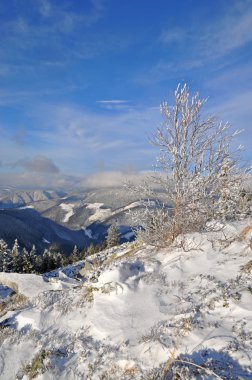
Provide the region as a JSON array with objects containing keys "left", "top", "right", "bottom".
[{"left": 127, "top": 84, "right": 249, "bottom": 247}]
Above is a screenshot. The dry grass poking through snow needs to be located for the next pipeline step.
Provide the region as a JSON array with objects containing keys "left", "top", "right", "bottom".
[
  {"left": 0, "top": 292, "right": 28, "bottom": 318},
  {"left": 21, "top": 350, "right": 48, "bottom": 379},
  {"left": 82, "top": 285, "right": 99, "bottom": 303},
  {"left": 239, "top": 221, "right": 252, "bottom": 241},
  {"left": 241, "top": 260, "right": 252, "bottom": 273},
  {"left": 238, "top": 221, "right": 252, "bottom": 251}
]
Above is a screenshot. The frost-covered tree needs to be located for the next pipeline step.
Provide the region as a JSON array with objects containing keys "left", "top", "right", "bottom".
[
  {"left": 29, "top": 244, "right": 36, "bottom": 259},
  {"left": 80, "top": 248, "right": 88, "bottom": 260},
  {"left": 127, "top": 84, "right": 249, "bottom": 247},
  {"left": 41, "top": 249, "right": 53, "bottom": 272},
  {"left": 21, "top": 248, "right": 35, "bottom": 273},
  {"left": 11, "top": 239, "right": 21, "bottom": 272},
  {"left": 34, "top": 254, "right": 43, "bottom": 273},
  {"left": 106, "top": 223, "right": 120, "bottom": 248},
  {"left": 40, "top": 248, "right": 64, "bottom": 272},
  {"left": 53, "top": 252, "right": 64, "bottom": 269},
  {"left": 0, "top": 239, "right": 9, "bottom": 272},
  {"left": 86, "top": 243, "right": 95, "bottom": 257},
  {"left": 69, "top": 245, "right": 79, "bottom": 264},
  {"left": 0, "top": 239, "right": 8, "bottom": 252}
]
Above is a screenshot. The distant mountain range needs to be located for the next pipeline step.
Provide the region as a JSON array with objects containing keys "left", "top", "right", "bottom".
[
  {"left": 2, "top": 181, "right": 250, "bottom": 254},
  {"left": 0, "top": 188, "right": 145, "bottom": 253},
  {"left": 0, "top": 189, "right": 65, "bottom": 206}
]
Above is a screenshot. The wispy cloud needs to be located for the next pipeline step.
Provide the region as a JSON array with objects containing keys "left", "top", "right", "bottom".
[
  {"left": 197, "top": 3, "right": 252, "bottom": 60},
  {"left": 32, "top": 0, "right": 106, "bottom": 31},
  {"left": 205, "top": 62, "right": 252, "bottom": 91},
  {"left": 96, "top": 100, "right": 130, "bottom": 110},
  {"left": 135, "top": 62, "right": 176, "bottom": 86},
  {"left": 0, "top": 84, "right": 82, "bottom": 106},
  {"left": 31, "top": 102, "right": 160, "bottom": 150},
  {"left": 0, "top": 101, "right": 161, "bottom": 178},
  {"left": 159, "top": 28, "right": 185, "bottom": 44},
  {"left": 38, "top": 0, "right": 52, "bottom": 18},
  {"left": 0, "top": 0, "right": 251, "bottom": 190},
  {"left": 0, "top": 0, "right": 110, "bottom": 75},
  {"left": 159, "top": 1, "right": 252, "bottom": 60},
  {"left": 141, "top": 0, "right": 252, "bottom": 86},
  {"left": 97, "top": 100, "right": 128, "bottom": 104}
]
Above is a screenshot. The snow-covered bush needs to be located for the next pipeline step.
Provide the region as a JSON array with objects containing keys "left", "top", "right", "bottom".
[{"left": 128, "top": 84, "right": 249, "bottom": 247}]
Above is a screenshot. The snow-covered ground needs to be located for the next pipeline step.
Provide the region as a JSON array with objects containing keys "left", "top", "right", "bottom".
[
  {"left": 0, "top": 221, "right": 252, "bottom": 379},
  {"left": 0, "top": 272, "right": 60, "bottom": 297},
  {"left": 60, "top": 203, "right": 75, "bottom": 222},
  {"left": 85, "top": 201, "right": 143, "bottom": 223},
  {"left": 18, "top": 205, "right": 35, "bottom": 210},
  {"left": 86, "top": 203, "right": 112, "bottom": 222}
]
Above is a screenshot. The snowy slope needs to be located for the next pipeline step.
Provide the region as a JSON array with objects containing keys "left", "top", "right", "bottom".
[
  {"left": 85, "top": 200, "right": 146, "bottom": 223},
  {"left": 60, "top": 203, "right": 75, "bottom": 223},
  {"left": 0, "top": 221, "right": 252, "bottom": 379},
  {"left": 0, "top": 272, "right": 60, "bottom": 297},
  {"left": 0, "top": 190, "right": 62, "bottom": 207},
  {"left": 86, "top": 202, "right": 112, "bottom": 222}
]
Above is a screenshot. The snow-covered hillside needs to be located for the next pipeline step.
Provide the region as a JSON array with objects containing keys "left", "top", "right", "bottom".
[
  {"left": 0, "top": 190, "right": 63, "bottom": 207},
  {"left": 0, "top": 221, "right": 252, "bottom": 379},
  {"left": 60, "top": 203, "right": 75, "bottom": 223}
]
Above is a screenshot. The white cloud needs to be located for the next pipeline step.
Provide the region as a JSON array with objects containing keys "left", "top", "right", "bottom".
[
  {"left": 0, "top": 0, "right": 112, "bottom": 75},
  {"left": 97, "top": 100, "right": 128, "bottom": 104},
  {"left": 200, "top": 3, "right": 252, "bottom": 59},
  {"left": 96, "top": 100, "right": 130, "bottom": 110},
  {"left": 144, "top": 0, "right": 252, "bottom": 87},
  {"left": 80, "top": 170, "right": 150, "bottom": 189},
  {"left": 14, "top": 155, "right": 60, "bottom": 174},
  {"left": 0, "top": 101, "right": 160, "bottom": 178},
  {"left": 0, "top": 172, "right": 76, "bottom": 190},
  {"left": 26, "top": 101, "right": 160, "bottom": 152},
  {"left": 0, "top": 169, "right": 154, "bottom": 191}
]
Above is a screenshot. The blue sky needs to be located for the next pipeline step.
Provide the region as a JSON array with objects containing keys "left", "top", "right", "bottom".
[{"left": 0, "top": 0, "right": 251, "bottom": 189}]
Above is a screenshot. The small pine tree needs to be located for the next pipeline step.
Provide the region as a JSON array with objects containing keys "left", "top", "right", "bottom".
[
  {"left": 29, "top": 245, "right": 37, "bottom": 272},
  {"left": 11, "top": 239, "right": 21, "bottom": 272},
  {"left": 0, "top": 239, "right": 8, "bottom": 272},
  {"left": 69, "top": 245, "right": 79, "bottom": 264},
  {"left": 2, "top": 252, "right": 11, "bottom": 272},
  {"left": 0, "top": 239, "right": 8, "bottom": 252},
  {"left": 34, "top": 254, "right": 43, "bottom": 273},
  {"left": 80, "top": 248, "right": 87, "bottom": 260},
  {"left": 41, "top": 249, "right": 52, "bottom": 273},
  {"left": 106, "top": 223, "right": 120, "bottom": 248},
  {"left": 86, "top": 243, "right": 96, "bottom": 257},
  {"left": 53, "top": 252, "right": 64, "bottom": 268},
  {"left": 21, "top": 248, "right": 35, "bottom": 273},
  {"left": 95, "top": 240, "right": 107, "bottom": 253}
]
